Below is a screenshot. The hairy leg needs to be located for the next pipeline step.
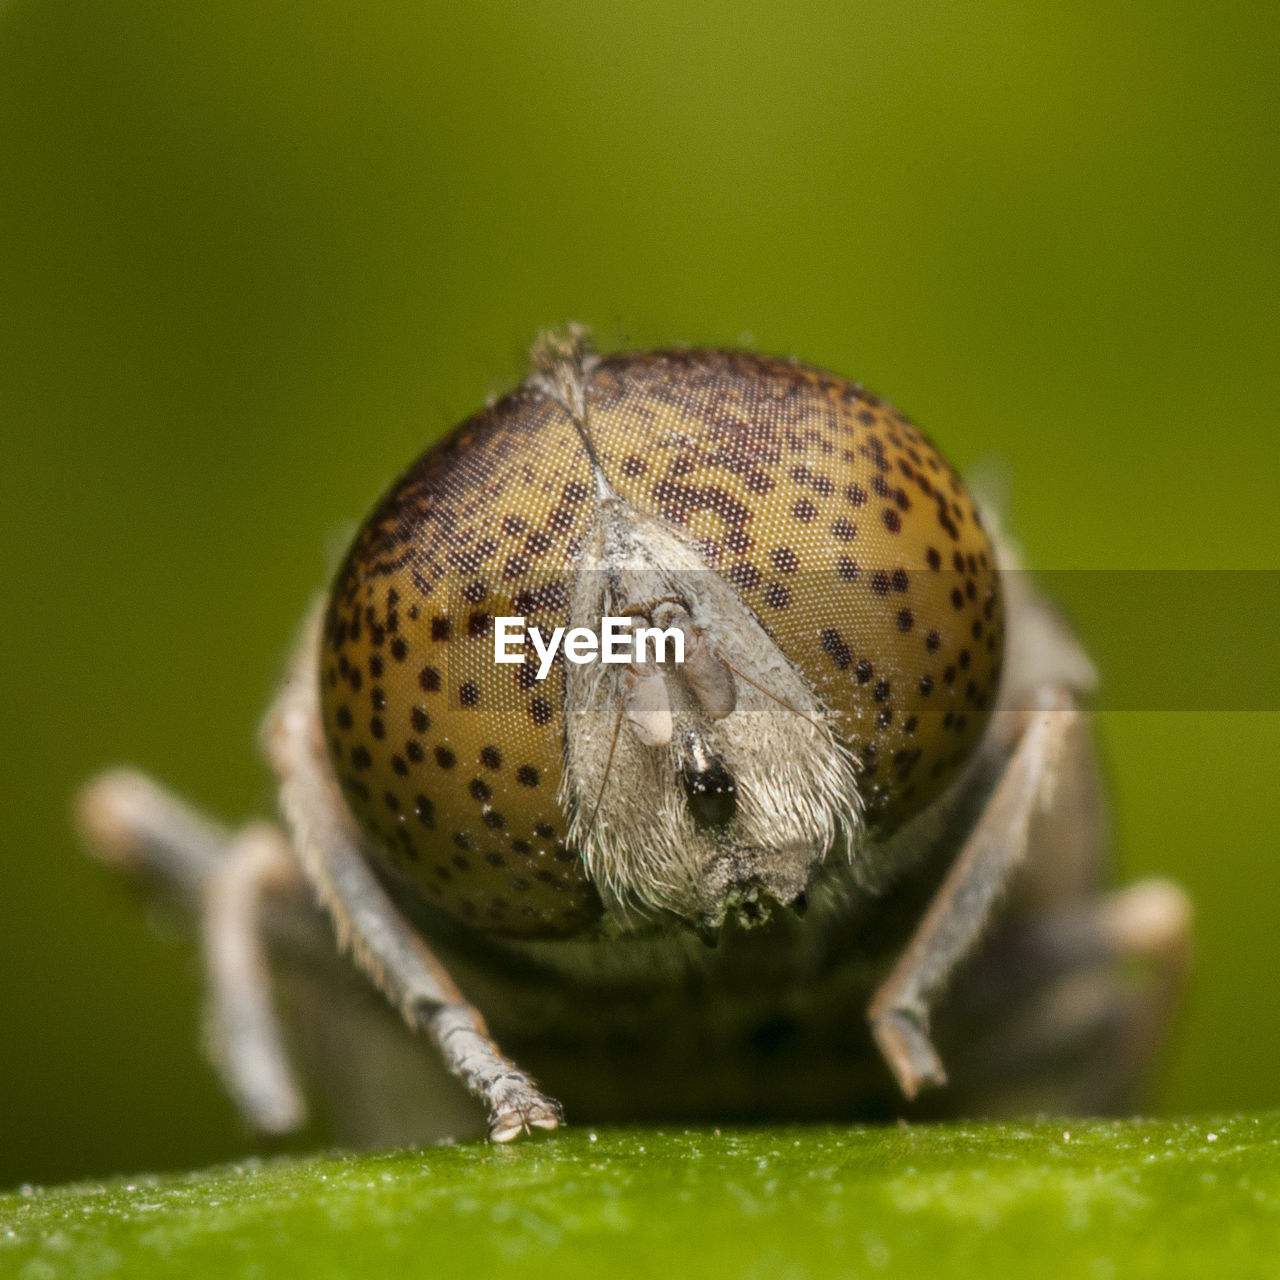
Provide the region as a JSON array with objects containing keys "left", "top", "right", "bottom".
[
  {"left": 868, "top": 685, "right": 1096, "bottom": 1098},
  {"left": 263, "top": 606, "right": 561, "bottom": 1141}
]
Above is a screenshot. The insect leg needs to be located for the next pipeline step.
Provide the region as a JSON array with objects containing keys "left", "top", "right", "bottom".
[
  {"left": 264, "top": 606, "right": 562, "bottom": 1142},
  {"left": 76, "top": 769, "right": 312, "bottom": 1133},
  {"left": 202, "top": 822, "right": 309, "bottom": 1132},
  {"left": 866, "top": 684, "right": 1085, "bottom": 1099},
  {"left": 77, "top": 768, "right": 230, "bottom": 905}
]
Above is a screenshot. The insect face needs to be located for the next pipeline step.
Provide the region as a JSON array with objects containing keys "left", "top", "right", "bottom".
[{"left": 318, "top": 332, "right": 1003, "bottom": 941}]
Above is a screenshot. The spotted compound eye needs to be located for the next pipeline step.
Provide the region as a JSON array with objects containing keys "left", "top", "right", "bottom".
[{"left": 320, "top": 346, "right": 1003, "bottom": 939}]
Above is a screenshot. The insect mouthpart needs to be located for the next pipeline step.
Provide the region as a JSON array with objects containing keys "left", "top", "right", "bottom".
[{"left": 696, "top": 873, "right": 812, "bottom": 947}]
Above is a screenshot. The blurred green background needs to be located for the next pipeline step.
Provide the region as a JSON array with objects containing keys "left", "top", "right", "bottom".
[{"left": 1, "top": 0, "right": 1277, "bottom": 1190}]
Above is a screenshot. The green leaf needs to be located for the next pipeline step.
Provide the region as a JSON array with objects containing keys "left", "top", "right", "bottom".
[{"left": 3, "top": 1115, "right": 1278, "bottom": 1279}]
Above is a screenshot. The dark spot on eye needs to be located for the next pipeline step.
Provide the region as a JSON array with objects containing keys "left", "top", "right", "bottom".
[
  {"left": 411, "top": 707, "right": 430, "bottom": 733},
  {"left": 534, "top": 822, "right": 557, "bottom": 839},
  {"left": 414, "top": 795, "right": 435, "bottom": 828},
  {"left": 972, "top": 619, "right": 983, "bottom": 640},
  {"left": 406, "top": 740, "right": 424, "bottom": 763},
  {"left": 771, "top": 546, "right": 799, "bottom": 574},
  {"left": 562, "top": 480, "right": 590, "bottom": 504},
  {"left": 950, "top": 588, "right": 964, "bottom": 610},
  {"left": 873, "top": 679, "right": 891, "bottom": 702},
  {"left": 459, "top": 681, "right": 479, "bottom": 707},
  {"left": 470, "top": 778, "right": 491, "bottom": 802},
  {"left": 483, "top": 810, "right": 506, "bottom": 829},
  {"left": 468, "top": 611, "right": 492, "bottom": 638},
  {"left": 517, "top": 765, "right": 540, "bottom": 787},
  {"left": 892, "top": 569, "right": 909, "bottom": 592},
  {"left": 792, "top": 498, "right": 818, "bottom": 523},
  {"left": 727, "top": 561, "right": 762, "bottom": 590},
  {"left": 503, "top": 555, "right": 530, "bottom": 580},
  {"left": 481, "top": 746, "right": 502, "bottom": 770},
  {"left": 351, "top": 746, "right": 371, "bottom": 770},
  {"left": 348, "top": 668, "right": 362, "bottom": 692},
  {"left": 944, "top": 666, "right": 956, "bottom": 685},
  {"left": 369, "top": 656, "right": 384, "bottom": 679},
  {"left": 431, "top": 617, "right": 452, "bottom": 641},
  {"left": 435, "top": 746, "right": 456, "bottom": 768},
  {"left": 341, "top": 775, "right": 370, "bottom": 802},
  {"left": 384, "top": 791, "right": 401, "bottom": 814},
  {"left": 486, "top": 851, "right": 506, "bottom": 868},
  {"left": 925, "top": 630, "right": 941, "bottom": 653},
  {"left": 390, "top": 637, "right": 408, "bottom": 662},
  {"left": 462, "top": 580, "right": 487, "bottom": 604},
  {"left": 896, "top": 609, "right": 914, "bottom": 632},
  {"left": 391, "top": 755, "right": 407, "bottom": 776},
  {"left": 764, "top": 582, "right": 790, "bottom": 608},
  {"left": 524, "top": 524, "right": 555, "bottom": 555},
  {"left": 926, "top": 547, "right": 941, "bottom": 570},
  {"left": 510, "top": 838, "right": 531, "bottom": 855},
  {"left": 919, "top": 675, "right": 934, "bottom": 695},
  {"left": 419, "top": 666, "right": 441, "bottom": 693},
  {"left": 959, "top": 648, "right": 971, "bottom": 669},
  {"left": 870, "top": 571, "right": 890, "bottom": 596},
  {"left": 820, "top": 628, "right": 852, "bottom": 670},
  {"left": 846, "top": 483, "right": 868, "bottom": 507},
  {"left": 502, "top": 514, "right": 526, "bottom": 536},
  {"left": 371, "top": 687, "right": 386, "bottom": 712},
  {"left": 621, "top": 454, "right": 647, "bottom": 477},
  {"left": 855, "top": 658, "right": 873, "bottom": 684},
  {"left": 875, "top": 708, "right": 892, "bottom": 729},
  {"left": 335, "top": 706, "right": 353, "bottom": 730},
  {"left": 530, "top": 697, "right": 553, "bottom": 726},
  {"left": 882, "top": 509, "right": 902, "bottom": 533},
  {"left": 837, "top": 556, "right": 860, "bottom": 582},
  {"left": 904, "top": 715, "right": 918, "bottom": 733}
]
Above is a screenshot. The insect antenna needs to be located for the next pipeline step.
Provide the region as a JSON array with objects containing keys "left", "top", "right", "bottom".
[
  {"left": 529, "top": 324, "right": 613, "bottom": 501},
  {"left": 714, "top": 651, "right": 829, "bottom": 728},
  {"left": 580, "top": 701, "right": 626, "bottom": 845}
]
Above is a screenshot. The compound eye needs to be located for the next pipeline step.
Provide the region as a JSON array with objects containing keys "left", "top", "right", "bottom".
[{"left": 681, "top": 757, "right": 738, "bottom": 831}]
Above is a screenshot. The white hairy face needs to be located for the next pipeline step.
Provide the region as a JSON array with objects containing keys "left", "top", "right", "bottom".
[{"left": 559, "top": 488, "right": 862, "bottom": 935}]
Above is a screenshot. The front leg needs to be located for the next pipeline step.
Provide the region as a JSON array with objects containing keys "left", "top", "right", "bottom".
[
  {"left": 265, "top": 606, "right": 562, "bottom": 1141},
  {"left": 867, "top": 685, "right": 1084, "bottom": 1099}
]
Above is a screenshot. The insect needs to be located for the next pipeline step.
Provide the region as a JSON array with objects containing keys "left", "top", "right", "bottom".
[{"left": 78, "top": 327, "right": 1191, "bottom": 1144}]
